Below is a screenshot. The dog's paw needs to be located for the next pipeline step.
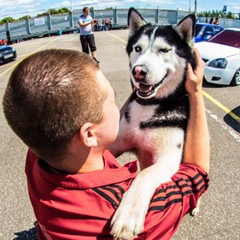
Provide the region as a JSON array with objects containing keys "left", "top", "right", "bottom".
[
  {"left": 190, "top": 197, "right": 202, "bottom": 216},
  {"left": 111, "top": 210, "right": 145, "bottom": 239},
  {"left": 110, "top": 192, "right": 147, "bottom": 239},
  {"left": 190, "top": 206, "right": 200, "bottom": 216}
]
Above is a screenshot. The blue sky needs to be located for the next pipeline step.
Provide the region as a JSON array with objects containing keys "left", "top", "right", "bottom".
[{"left": 0, "top": 0, "right": 239, "bottom": 19}]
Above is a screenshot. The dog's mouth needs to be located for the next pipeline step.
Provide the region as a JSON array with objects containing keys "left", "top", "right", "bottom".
[
  {"left": 136, "top": 73, "right": 167, "bottom": 98},
  {"left": 137, "top": 83, "right": 158, "bottom": 97}
]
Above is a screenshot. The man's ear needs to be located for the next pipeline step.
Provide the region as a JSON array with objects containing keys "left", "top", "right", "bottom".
[{"left": 79, "top": 122, "right": 98, "bottom": 147}]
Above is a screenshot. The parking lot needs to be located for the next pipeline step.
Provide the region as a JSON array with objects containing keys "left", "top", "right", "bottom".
[{"left": 0, "top": 30, "right": 239, "bottom": 239}]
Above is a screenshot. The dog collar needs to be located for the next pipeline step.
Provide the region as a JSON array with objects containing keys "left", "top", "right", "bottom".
[{"left": 135, "top": 97, "right": 160, "bottom": 105}]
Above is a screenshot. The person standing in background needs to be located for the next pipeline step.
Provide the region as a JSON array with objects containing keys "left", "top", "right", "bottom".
[
  {"left": 209, "top": 18, "right": 214, "bottom": 24},
  {"left": 213, "top": 17, "right": 219, "bottom": 25},
  {"left": 105, "top": 19, "right": 109, "bottom": 31},
  {"left": 109, "top": 18, "right": 113, "bottom": 30},
  {"left": 78, "top": 7, "right": 100, "bottom": 64},
  {"left": 100, "top": 19, "right": 105, "bottom": 30}
]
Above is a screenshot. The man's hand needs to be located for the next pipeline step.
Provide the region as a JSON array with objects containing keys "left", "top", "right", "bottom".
[
  {"left": 185, "top": 48, "right": 205, "bottom": 95},
  {"left": 91, "top": 19, "right": 98, "bottom": 25}
]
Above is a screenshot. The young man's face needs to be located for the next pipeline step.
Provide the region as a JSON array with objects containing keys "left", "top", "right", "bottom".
[
  {"left": 83, "top": 8, "right": 90, "bottom": 16},
  {"left": 95, "top": 70, "right": 120, "bottom": 148}
]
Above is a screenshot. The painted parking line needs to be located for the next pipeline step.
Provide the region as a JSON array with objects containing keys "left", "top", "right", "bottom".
[
  {"left": 0, "top": 37, "right": 59, "bottom": 77},
  {"left": 203, "top": 91, "right": 240, "bottom": 123},
  {"left": 206, "top": 108, "right": 240, "bottom": 142},
  {"left": 107, "top": 31, "right": 127, "bottom": 44},
  {"left": 107, "top": 31, "right": 240, "bottom": 125}
]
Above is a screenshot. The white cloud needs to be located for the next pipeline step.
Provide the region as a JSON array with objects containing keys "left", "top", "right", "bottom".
[{"left": 0, "top": 0, "right": 45, "bottom": 18}]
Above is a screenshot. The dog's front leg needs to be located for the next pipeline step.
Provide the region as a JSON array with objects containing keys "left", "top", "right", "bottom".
[
  {"left": 110, "top": 156, "right": 179, "bottom": 240},
  {"left": 191, "top": 196, "right": 202, "bottom": 216},
  {"left": 108, "top": 115, "right": 135, "bottom": 157}
]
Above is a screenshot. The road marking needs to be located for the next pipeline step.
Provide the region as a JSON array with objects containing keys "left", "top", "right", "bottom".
[
  {"left": 107, "top": 31, "right": 127, "bottom": 44},
  {"left": 206, "top": 109, "right": 240, "bottom": 142},
  {"left": 0, "top": 38, "right": 59, "bottom": 77}
]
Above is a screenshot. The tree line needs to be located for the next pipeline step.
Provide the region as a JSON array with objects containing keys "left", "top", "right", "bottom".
[
  {"left": 0, "top": 7, "right": 239, "bottom": 25},
  {"left": 0, "top": 8, "right": 71, "bottom": 25},
  {"left": 198, "top": 10, "right": 239, "bottom": 19}
]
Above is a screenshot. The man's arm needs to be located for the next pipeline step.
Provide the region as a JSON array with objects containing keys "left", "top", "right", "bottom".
[
  {"left": 78, "top": 18, "right": 95, "bottom": 28},
  {"left": 183, "top": 48, "right": 210, "bottom": 173}
]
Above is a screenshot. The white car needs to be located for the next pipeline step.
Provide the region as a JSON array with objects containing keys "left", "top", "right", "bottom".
[{"left": 195, "top": 28, "right": 240, "bottom": 86}]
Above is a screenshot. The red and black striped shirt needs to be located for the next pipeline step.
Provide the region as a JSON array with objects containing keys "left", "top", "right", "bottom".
[{"left": 25, "top": 149, "right": 209, "bottom": 240}]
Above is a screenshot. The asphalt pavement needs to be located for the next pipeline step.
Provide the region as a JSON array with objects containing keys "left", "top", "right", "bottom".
[{"left": 0, "top": 30, "right": 239, "bottom": 240}]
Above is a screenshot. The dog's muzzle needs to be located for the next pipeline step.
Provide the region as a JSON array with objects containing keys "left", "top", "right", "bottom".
[
  {"left": 132, "top": 65, "right": 167, "bottom": 98},
  {"left": 132, "top": 65, "right": 148, "bottom": 81}
]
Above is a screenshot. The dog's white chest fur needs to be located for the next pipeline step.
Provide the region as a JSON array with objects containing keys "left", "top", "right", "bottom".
[
  {"left": 118, "top": 101, "right": 184, "bottom": 169},
  {"left": 122, "top": 101, "right": 155, "bottom": 132},
  {"left": 118, "top": 102, "right": 157, "bottom": 153}
]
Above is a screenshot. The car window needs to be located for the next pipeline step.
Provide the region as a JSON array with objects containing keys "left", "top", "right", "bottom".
[
  {"left": 204, "top": 26, "right": 214, "bottom": 34},
  {"left": 214, "top": 26, "right": 223, "bottom": 34},
  {"left": 209, "top": 30, "right": 240, "bottom": 47}
]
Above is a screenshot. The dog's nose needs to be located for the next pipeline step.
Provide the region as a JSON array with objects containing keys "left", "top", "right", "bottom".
[{"left": 132, "top": 65, "right": 148, "bottom": 81}]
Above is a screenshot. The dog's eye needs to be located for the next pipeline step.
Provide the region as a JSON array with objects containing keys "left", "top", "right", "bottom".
[
  {"left": 159, "top": 48, "right": 171, "bottom": 53},
  {"left": 134, "top": 46, "right": 142, "bottom": 52}
]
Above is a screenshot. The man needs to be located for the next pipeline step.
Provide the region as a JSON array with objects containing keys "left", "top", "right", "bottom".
[
  {"left": 3, "top": 49, "right": 209, "bottom": 239},
  {"left": 78, "top": 7, "right": 100, "bottom": 63}
]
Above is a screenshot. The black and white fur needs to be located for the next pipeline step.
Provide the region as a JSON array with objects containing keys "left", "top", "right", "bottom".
[{"left": 110, "top": 8, "right": 197, "bottom": 239}]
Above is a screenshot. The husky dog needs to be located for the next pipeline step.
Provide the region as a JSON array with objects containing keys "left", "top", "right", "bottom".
[{"left": 110, "top": 8, "right": 197, "bottom": 240}]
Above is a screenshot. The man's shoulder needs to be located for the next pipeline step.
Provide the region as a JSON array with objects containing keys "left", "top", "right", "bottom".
[{"left": 78, "top": 14, "right": 92, "bottom": 22}]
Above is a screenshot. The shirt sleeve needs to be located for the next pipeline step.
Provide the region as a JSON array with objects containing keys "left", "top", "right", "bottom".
[
  {"left": 172, "top": 164, "right": 209, "bottom": 215},
  {"left": 134, "top": 164, "right": 209, "bottom": 240}
]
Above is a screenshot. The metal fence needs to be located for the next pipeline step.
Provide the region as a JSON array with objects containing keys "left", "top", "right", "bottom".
[{"left": 0, "top": 8, "right": 240, "bottom": 44}]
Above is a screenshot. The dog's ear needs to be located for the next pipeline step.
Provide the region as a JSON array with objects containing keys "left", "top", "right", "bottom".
[
  {"left": 175, "top": 14, "right": 196, "bottom": 48},
  {"left": 128, "top": 7, "right": 147, "bottom": 37}
]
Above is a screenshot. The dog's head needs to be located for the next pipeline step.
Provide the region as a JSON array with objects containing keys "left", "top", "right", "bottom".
[{"left": 126, "top": 7, "right": 196, "bottom": 99}]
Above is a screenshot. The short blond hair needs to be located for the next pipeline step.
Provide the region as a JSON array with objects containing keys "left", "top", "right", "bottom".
[{"left": 3, "top": 49, "right": 106, "bottom": 161}]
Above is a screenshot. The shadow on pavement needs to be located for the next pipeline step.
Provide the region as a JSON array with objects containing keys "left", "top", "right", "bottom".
[
  {"left": 13, "top": 222, "right": 37, "bottom": 240},
  {"left": 224, "top": 105, "right": 240, "bottom": 133}
]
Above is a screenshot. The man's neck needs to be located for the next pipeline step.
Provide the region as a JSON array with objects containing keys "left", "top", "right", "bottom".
[
  {"left": 45, "top": 149, "right": 105, "bottom": 174},
  {"left": 77, "top": 159, "right": 104, "bottom": 173}
]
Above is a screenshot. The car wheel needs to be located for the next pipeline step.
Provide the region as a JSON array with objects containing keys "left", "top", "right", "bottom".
[{"left": 231, "top": 67, "right": 240, "bottom": 86}]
